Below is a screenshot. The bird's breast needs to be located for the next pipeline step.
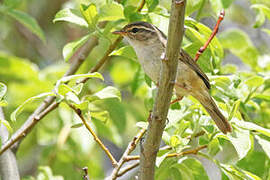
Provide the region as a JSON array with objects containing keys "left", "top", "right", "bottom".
[{"left": 133, "top": 44, "right": 164, "bottom": 83}]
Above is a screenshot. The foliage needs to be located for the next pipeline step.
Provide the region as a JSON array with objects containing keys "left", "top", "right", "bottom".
[{"left": 0, "top": 0, "right": 270, "bottom": 179}]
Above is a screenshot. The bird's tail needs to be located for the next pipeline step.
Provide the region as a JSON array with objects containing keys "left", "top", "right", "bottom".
[{"left": 195, "top": 93, "right": 232, "bottom": 134}]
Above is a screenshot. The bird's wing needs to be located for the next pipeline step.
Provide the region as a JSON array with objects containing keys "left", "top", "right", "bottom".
[
  {"left": 179, "top": 50, "right": 211, "bottom": 89},
  {"left": 155, "top": 27, "right": 211, "bottom": 89}
]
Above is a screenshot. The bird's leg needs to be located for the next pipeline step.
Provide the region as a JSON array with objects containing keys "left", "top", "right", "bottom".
[{"left": 194, "top": 9, "right": 225, "bottom": 62}]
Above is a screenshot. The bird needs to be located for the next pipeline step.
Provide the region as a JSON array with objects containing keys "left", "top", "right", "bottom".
[{"left": 113, "top": 21, "right": 232, "bottom": 134}]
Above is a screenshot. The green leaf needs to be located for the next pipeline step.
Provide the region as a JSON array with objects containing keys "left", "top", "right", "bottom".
[
  {"left": 233, "top": 119, "right": 270, "bottom": 137},
  {"left": 80, "top": 4, "right": 98, "bottom": 29},
  {"left": 58, "top": 84, "right": 74, "bottom": 96},
  {"left": 63, "top": 34, "right": 90, "bottom": 62},
  {"left": 146, "top": 0, "right": 159, "bottom": 12},
  {"left": 219, "top": 29, "right": 259, "bottom": 68},
  {"left": 253, "top": 7, "right": 266, "bottom": 28},
  {"left": 0, "top": 82, "right": 7, "bottom": 100},
  {"left": 99, "top": 2, "right": 124, "bottom": 21},
  {"left": 0, "top": 119, "right": 13, "bottom": 133},
  {"left": 91, "top": 111, "right": 110, "bottom": 123},
  {"left": 262, "top": 28, "right": 270, "bottom": 36},
  {"left": 110, "top": 46, "right": 137, "bottom": 61},
  {"left": 71, "top": 123, "right": 83, "bottom": 128},
  {"left": 208, "top": 138, "right": 220, "bottom": 156},
  {"left": 255, "top": 135, "right": 270, "bottom": 159},
  {"left": 6, "top": 9, "right": 46, "bottom": 43},
  {"left": 10, "top": 92, "right": 55, "bottom": 122},
  {"left": 0, "top": 100, "right": 8, "bottom": 107},
  {"left": 53, "top": 8, "right": 88, "bottom": 27},
  {"left": 55, "top": 73, "right": 103, "bottom": 94},
  {"left": 244, "top": 75, "right": 264, "bottom": 88},
  {"left": 3, "top": 0, "right": 22, "bottom": 8},
  {"left": 251, "top": 4, "right": 270, "bottom": 28},
  {"left": 227, "top": 128, "right": 251, "bottom": 160},
  {"left": 86, "top": 86, "right": 121, "bottom": 102},
  {"left": 228, "top": 99, "right": 241, "bottom": 120}
]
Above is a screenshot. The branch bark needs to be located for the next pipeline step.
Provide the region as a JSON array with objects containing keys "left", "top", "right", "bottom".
[
  {"left": 139, "top": 0, "right": 186, "bottom": 179},
  {"left": 0, "top": 107, "right": 20, "bottom": 180}
]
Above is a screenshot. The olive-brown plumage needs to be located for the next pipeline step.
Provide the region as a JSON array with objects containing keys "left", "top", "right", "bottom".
[{"left": 113, "top": 21, "right": 232, "bottom": 134}]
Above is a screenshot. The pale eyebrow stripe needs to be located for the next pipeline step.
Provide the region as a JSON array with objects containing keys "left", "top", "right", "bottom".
[{"left": 126, "top": 25, "right": 155, "bottom": 32}]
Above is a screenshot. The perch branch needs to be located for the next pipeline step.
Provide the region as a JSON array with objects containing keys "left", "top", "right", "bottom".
[
  {"left": 194, "top": 9, "right": 225, "bottom": 61},
  {"left": 139, "top": 1, "right": 186, "bottom": 179},
  {"left": 68, "top": 104, "right": 118, "bottom": 167}
]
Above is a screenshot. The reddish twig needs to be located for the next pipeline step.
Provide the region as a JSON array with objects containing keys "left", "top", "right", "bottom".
[
  {"left": 68, "top": 104, "right": 118, "bottom": 167},
  {"left": 194, "top": 9, "right": 225, "bottom": 62}
]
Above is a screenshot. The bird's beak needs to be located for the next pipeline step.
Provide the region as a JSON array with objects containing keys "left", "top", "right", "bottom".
[{"left": 112, "top": 30, "right": 127, "bottom": 36}]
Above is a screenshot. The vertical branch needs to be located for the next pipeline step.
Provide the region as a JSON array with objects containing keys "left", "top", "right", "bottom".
[
  {"left": 139, "top": 0, "right": 186, "bottom": 179},
  {"left": 0, "top": 107, "right": 20, "bottom": 180}
]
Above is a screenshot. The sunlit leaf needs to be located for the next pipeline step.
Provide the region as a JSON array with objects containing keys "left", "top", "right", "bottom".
[
  {"left": 255, "top": 135, "right": 270, "bottom": 158},
  {"left": 146, "top": 0, "right": 159, "bottom": 12},
  {"left": 53, "top": 8, "right": 88, "bottom": 27},
  {"left": 110, "top": 46, "right": 137, "bottom": 61},
  {"left": 219, "top": 29, "right": 259, "bottom": 68},
  {"left": 251, "top": 4, "right": 270, "bottom": 28},
  {"left": 86, "top": 86, "right": 121, "bottom": 102},
  {"left": 91, "top": 111, "right": 110, "bottom": 123},
  {"left": 6, "top": 9, "right": 46, "bottom": 43},
  {"left": 63, "top": 34, "right": 90, "bottom": 62},
  {"left": 227, "top": 128, "right": 251, "bottom": 160},
  {"left": 0, "top": 119, "right": 13, "bottom": 133},
  {"left": 55, "top": 73, "right": 103, "bottom": 94},
  {"left": 0, "top": 82, "right": 7, "bottom": 100},
  {"left": 99, "top": 2, "right": 124, "bottom": 21},
  {"left": 244, "top": 75, "right": 264, "bottom": 88},
  {"left": 80, "top": 3, "right": 98, "bottom": 29},
  {"left": 0, "top": 100, "right": 8, "bottom": 107},
  {"left": 11, "top": 92, "right": 55, "bottom": 122}
]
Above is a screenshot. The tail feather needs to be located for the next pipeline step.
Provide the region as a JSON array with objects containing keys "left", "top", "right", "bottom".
[{"left": 200, "top": 95, "right": 232, "bottom": 134}]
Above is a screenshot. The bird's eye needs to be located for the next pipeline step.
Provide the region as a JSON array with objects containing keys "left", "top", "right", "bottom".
[{"left": 131, "top": 28, "right": 139, "bottom": 33}]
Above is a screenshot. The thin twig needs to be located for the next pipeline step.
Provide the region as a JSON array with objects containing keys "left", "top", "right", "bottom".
[
  {"left": 194, "top": 10, "right": 225, "bottom": 61},
  {"left": 110, "top": 128, "right": 146, "bottom": 180},
  {"left": 82, "top": 167, "right": 89, "bottom": 180},
  {"left": 68, "top": 104, "right": 118, "bottom": 167},
  {"left": 137, "top": 0, "right": 145, "bottom": 12},
  {"left": 124, "top": 145, "right": 208, "bottom": 161},
  {"left": 117, "top": 162, "right": 140, "bottom": 177}
]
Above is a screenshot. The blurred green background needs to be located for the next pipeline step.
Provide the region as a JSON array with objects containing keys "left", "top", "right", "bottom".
[{"left": 0, "top": 0, "right": 270, "bottom": 179}]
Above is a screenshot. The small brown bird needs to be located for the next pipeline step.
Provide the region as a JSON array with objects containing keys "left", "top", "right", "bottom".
[{"left": 113, "top": 21, "right": 232, "bottom": 134}]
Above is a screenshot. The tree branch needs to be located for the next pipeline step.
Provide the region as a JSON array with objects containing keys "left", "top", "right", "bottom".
[
  {"left": 110, "top": 128, "right": 146, "bottom": 179},
  {"left": 139, "top": 1, "right": 186, "bottom": 179},
  {"left": 0, "top": 36, "right": 99, "bottom": 156},
  {"left": 0, "top": 107, "right": 20, "bottom": 180},
  {"left": 68, "top": 104, "right": 118, "bottom": 167}
]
